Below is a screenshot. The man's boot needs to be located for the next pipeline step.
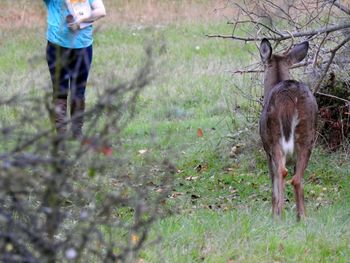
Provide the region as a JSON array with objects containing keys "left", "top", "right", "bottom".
[
  {"left": 53, "top": 98, "right": 68, "bottom": 135},
  {"left": 71, "top": 98, "right": 85, "bottom": 139}
]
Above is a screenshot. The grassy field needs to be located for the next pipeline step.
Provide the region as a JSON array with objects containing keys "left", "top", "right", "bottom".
[{"left": 1, "top": 1, "right": 350, "bottom": 262}]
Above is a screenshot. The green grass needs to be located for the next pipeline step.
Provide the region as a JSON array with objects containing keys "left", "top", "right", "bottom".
[
  {"left": 1, "top": 15, "right": 350, "bottom": 263},
  {"left": 143, "top": 202, "right": 350, "bottom": 262},
  {"left": 139, "top": 146, "right": 350, "bottom": 262}
]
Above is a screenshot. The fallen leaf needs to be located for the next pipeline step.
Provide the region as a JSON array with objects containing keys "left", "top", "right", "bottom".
[
  {"left": 110, "top": 179, "right": 121, "bottom": 187},
  {"left": 229, "top": 143, "right": 245, "bottom": 158},
  {"left": 101, "top": 146, "right": 113, "bottom": 156},
  {"left": 81, "top": 138, "right": 113, "bottom": 156},
  {"left": 229, "top": 188, "right": 238, "bottom": 193},
  {"left": 169, "top": 192, "right": 183, "bottom": 198},
  {"left": 131, "top": 233, "right": 139, "bottom": 245},
  {"left": 81, "top": 138, "right": 93, "bottom": 146},
  {"left": 185, "top": 176, "right": 198, "bottom": 181},
  {"left": 197, "top": 128, "right": 204, "bottom": 137},
  {"left": 156, "top": 188, "right": 165, "bottom": 193},
  {"left": 195, "top": 163, "right": 208, "bottom": 173},
  {"left": 138, "top": 149, "right": 148, "bottom": 155}
]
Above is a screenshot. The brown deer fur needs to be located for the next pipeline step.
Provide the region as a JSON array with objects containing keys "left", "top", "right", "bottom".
[{"left": 259, "top": 38, "right": 318, "bottom": 220}]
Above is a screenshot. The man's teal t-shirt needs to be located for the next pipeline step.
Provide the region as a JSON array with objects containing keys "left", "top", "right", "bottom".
[{"left": 44, "top": 0, "right": 95, "bottom": 49}]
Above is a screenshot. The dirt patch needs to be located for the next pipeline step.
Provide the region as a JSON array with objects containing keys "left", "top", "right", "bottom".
[{"left": 0, "top": 0, "right": 236, "bottom": 31}]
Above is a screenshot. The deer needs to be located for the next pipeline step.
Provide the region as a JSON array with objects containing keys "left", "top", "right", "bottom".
[{"left": 259, "top": 38, "right": 318, "bottom": 221}]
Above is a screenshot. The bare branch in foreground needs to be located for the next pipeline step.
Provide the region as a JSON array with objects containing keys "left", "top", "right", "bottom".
[{"left": 0, "top": 46, "right": 174, "bottom": 262}]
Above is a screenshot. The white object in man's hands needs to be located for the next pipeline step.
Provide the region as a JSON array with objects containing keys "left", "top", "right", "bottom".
[{"left": 65, "top": 0, "right": 93, "bottom": 29}]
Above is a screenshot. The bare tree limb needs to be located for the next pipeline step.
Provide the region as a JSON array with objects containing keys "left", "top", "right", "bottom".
[
  {"left": 328, "top": 0, "right": 350, "bottom": 15},
  {"left": 316, "top": 91, "right": 350, "bottom": 104},
  {"left": 312, "top": 33, "right": 329, "bottom": 68},
  {"left": 313, "top": 35, "right": 350, "bottom": 93},
  {"left": 206, "top": 22, "right": 350, "bottom": 42},
  {"left": 230, "top": 61, "right": 309, "bottom": 75},
  {"left": 227, "top": 20, "right": 284, "bottom": 37}
]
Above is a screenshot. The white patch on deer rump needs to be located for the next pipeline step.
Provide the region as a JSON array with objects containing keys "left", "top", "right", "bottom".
[{"left": 280, "top": 114, "right": 299, "bottom": 156}]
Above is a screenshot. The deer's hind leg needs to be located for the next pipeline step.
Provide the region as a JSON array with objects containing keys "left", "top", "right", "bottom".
[
  {"left": 268, "top": 151, "right": 288, "bottom": 218},
  {"left": 291, "top": 148, "right": 311, "bottom": 221}
]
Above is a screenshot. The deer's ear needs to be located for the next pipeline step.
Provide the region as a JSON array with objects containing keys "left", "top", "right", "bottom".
[
  {"left": 260, "top": 38, "right": 272, "bottom": 63},
  {"left": 286, "top": 41, "right": 309, "bottom": 64}
]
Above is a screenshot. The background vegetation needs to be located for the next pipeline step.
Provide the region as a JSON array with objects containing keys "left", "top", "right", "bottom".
[{"left": 0, "top": 0, "right": 349, "bottom": 262}]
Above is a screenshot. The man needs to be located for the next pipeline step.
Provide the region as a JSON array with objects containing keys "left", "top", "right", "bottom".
[{"left": 44, "top": 0, "right": 106, "bottom": 138}]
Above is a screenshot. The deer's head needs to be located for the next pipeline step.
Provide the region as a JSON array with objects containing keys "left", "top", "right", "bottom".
[{"left": 259, "top": 38, "right": 309, "bottom": 100}]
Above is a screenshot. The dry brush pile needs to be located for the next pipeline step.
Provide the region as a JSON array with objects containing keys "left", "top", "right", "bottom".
[{"left": 211, "top": 0, "right": 350, "bottom": 151}]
